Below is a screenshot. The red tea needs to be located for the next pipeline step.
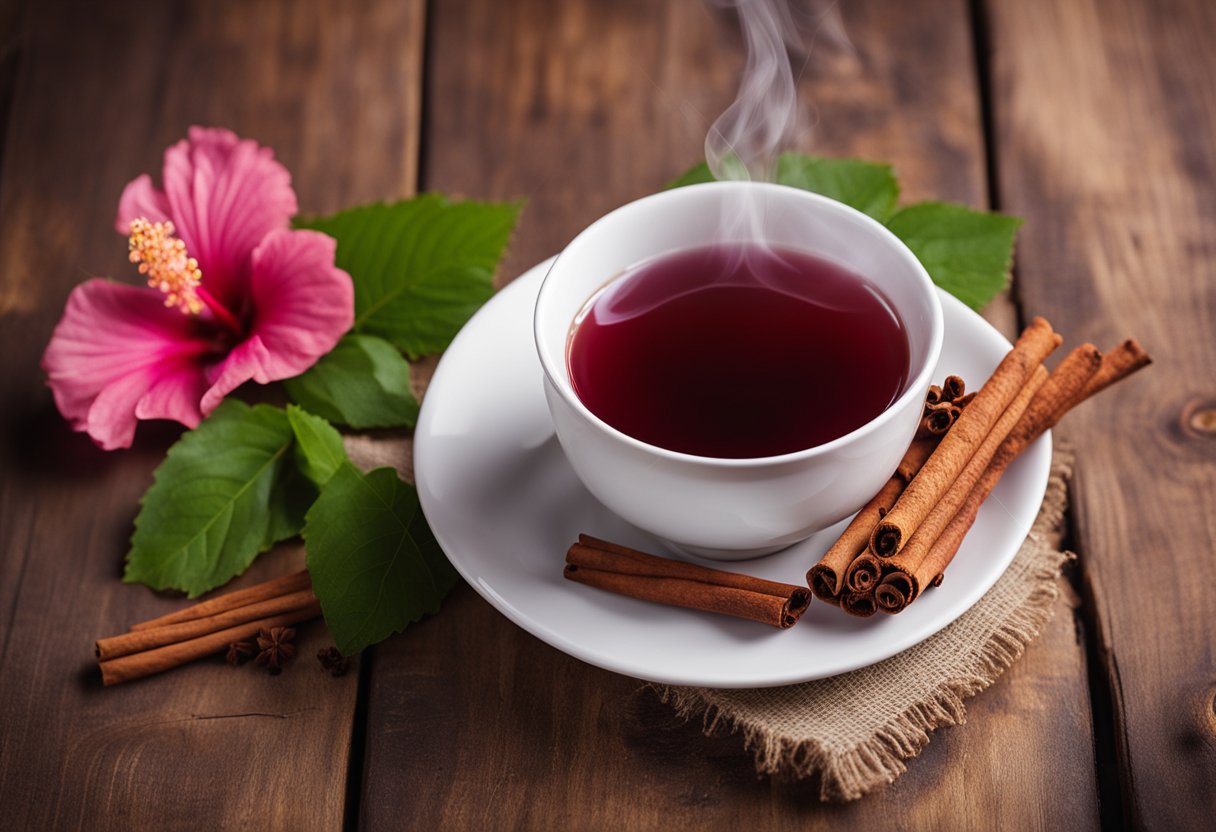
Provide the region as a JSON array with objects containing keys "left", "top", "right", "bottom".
[{"left": 566, "top": 242, "right": 910, "bottom": 458}]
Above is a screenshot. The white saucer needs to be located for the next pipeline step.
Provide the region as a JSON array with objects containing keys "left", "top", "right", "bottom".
[{"left": 415, "top": 258, "right": 1051, "bottom": 688}]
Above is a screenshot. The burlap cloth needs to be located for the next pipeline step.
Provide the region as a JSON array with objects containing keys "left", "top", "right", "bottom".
[
  {"left": 654, "top": 447, "right": 1075, "bottom": 800},
  {"left": 348, "top": 433, "right": 1074, "bottom": 803}
]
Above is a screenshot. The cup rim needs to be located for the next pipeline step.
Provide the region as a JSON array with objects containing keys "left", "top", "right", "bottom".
[{"left": 533, "top": 180, "right": 945, "bottom": 468}]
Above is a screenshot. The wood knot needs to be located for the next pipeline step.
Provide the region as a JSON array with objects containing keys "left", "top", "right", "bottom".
[
  {"left": 1196, "top": 686, "right": 1216, "bottom": 744},
  {"left": 1182, "top": 399, "right": 1216, "bottom": 439},
  {"left": 1191, "top": 408, "right": 1216, "bottom": 435}
]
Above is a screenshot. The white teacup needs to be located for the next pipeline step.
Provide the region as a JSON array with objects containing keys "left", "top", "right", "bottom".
[{"left": 534, "top": 181, "right": 943, "bottom": 559}]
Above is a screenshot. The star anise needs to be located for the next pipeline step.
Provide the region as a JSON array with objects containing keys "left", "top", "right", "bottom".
[
  {"left": 226, "top": 639, "right": 256, "bottom": 666},
  {"left": 255, "top": 626, "right": 297, "bottom": 675},
  {"left": 316, "top": 646, "right": 351, "bottom": 677}
]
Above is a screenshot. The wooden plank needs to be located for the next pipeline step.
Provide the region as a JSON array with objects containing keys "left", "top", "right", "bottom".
[
  {"left": 358, "top": 0, "right": 1099, "bottom": 826},
  {"left": 0, "top": 1, "right": 424, "bottom": 828},
  {"left": 987, "top": 0, "right": 1216, "bottom": 826}
]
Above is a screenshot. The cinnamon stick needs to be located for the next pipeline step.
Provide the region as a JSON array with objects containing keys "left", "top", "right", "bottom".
[
  {"left": 840, "top": 591, "right": 878, "bottom": 618},
  {"left": 99, "top": 602, "right": 323, "bottom": 686},
  {"left": 1069, "top": 339, "right": 1151, "bottom": 413},
  {"left": 128, "top": 570, "right": 311, "bottom": 632},
  {"left": 875, "top": 569, "right": 915, "bottom": 613},
  {"left": 565, "top": 536, "right": 810, "bottom": 629},
  {"left": 915, "top": 340, "right": 1149, "bottom": 589},
  {"left": 871, "top": 317, "right": 1062, "bottom": 556},
  {"left": 843, "top": 551, "right": 883, "bottom": 594},
  {"left": 922, "top": 402, "right": 960, "bottom": 435},
  {"left": 1000, "top": 343, "right": 1103, "bottom": 458},
  {"left": 942, "top": 375, "right": 966, "bottom": 402},
  {"left": 896, "top": 438, "right": 940, "bottom": 482},
  {"left": 96, "top": 589, "right": 318, "bottom": 661}
]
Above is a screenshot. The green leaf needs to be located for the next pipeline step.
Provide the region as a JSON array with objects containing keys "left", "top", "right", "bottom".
[
  {"left": 665, "top": 161, "right": 716, "bottom": 189},
  {"left": 666, "top": 154, "right": 899, "bottom": 221},
  {"left": 885, "top": 201, "right": 1022, "bottom": 310},
  {"left": 124, "top": 401, "right": 298, "bottom": 598},
  {"left": 773, "top": 154, "right": 900, "bottom": 221},
  {"left": 297, "top": 195, "right": 522, "bottom": 359},
  {"left": 304, "top": 463, "right": 459, "bottom": 655},
  {"left": 266, "top": 461, "right": 315, "bottom": 545},
  {"left": 284, "top": 334, "right": 419, "bottom": 429},
  {"left": 287, "top": 405, "right": 349, "bottom": 487}
]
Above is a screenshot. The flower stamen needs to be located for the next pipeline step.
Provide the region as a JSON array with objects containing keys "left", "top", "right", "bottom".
[{"left": 128, "top": 218, "right": 204, "bottom": 315}]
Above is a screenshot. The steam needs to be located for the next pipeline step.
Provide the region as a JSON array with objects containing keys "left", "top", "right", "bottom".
[
  {"left": 706, "top": 0, "right": 849, "bottom": 183},
  {"left": 701, "top": 0, "right": 851, "bottom": 278}
]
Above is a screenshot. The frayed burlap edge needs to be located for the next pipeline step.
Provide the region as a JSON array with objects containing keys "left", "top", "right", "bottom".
[{"left": 651, "top": 446, "right": 1075, "bottom": 801}]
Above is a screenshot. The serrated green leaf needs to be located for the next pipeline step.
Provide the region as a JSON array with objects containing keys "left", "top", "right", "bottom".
[
  {"left": 124, "top": 401, "right": 297, "bottom": 598},
  {"left": 284, "top": 334, "right": 419, "bottom": 429},
  {"left": 665, "top": 153, "right": 899, "bottom": 221},
  {"left": 773, "top": 154, "right": 900, "bottom": 221},
  {"left": 266, "top": 461, "right": 315, "bottom": 545},
  {"left": 287, "top": 405, "right": 348, "bottom": 487},
  {"left": 885, "top": 201, "right": 1022, "bottom": 310},
  {"left": 665, "top": 155, "right": 1020, "bottom": 310},
  {"left": 304, "top": 463, "right": 459, "bottom": 655},
  {"left": 296, "top": 195, "right": 522, "bottom": 359}
]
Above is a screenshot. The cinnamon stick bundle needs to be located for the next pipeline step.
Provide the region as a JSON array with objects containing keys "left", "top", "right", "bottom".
[
  {"left": 913, "top": 339, "right": 1150, "bottom": 590},
  {"left": 96, "top": 588, "right": 319, "bottom": 661},
  {"left": 871, "top": 317, "right": 1063, "bottom": 557},
  {"left": 565, "top": 535, "right": 810, "bottom": 629},
  {"left": 874, "top": 339, "right": 1147, "bottom": 613},
  {"left": 99, "top": 603, "right": 322, "bottom": 686},
  {"left": 96, "top": 572, "right": 323, "bottom": 685},
  {"left": 128, "top": 570, "right": 311, "bottom": 631},
  {"left": 811, "top": 327, "right": 1148, "bottom": 620}
]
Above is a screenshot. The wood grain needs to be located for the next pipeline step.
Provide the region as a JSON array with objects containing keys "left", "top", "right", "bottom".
[
  {"left": 988, "top": 0, "right": 1216, "bottom": 825},
  {"left": 357, "top": 0, "right": 1099, "bottom": 827},
  {"left": 0, "top": 0, "right": 424, "bottom": 828}
]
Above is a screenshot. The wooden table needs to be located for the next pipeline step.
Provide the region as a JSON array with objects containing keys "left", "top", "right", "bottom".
[{"left": 0, "top": 0, "right": 1211, "bottom": 828}]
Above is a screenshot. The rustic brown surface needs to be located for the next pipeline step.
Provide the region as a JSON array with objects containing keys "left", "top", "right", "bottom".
[
  {"left": 358, "top": 0, "right": 1099, "bottom": 829},
  {"left": 989, "top": 0, "right": 1216, "bottom": 826},
  {"left": 1, "top": 0, "right": 1201, "bottom": 827},
  {"left": 0, "top": 0, "right": 424, "bottom": 829}
]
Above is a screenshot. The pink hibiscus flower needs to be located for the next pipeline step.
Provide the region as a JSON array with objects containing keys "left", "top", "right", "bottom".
[{"left": 42, "top": 127, "right": 354, "bottom": 450}]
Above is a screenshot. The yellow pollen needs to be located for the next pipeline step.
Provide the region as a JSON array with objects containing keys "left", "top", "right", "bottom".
[{"left": 128, "top": 218, "right": 204, "bottom": 315}]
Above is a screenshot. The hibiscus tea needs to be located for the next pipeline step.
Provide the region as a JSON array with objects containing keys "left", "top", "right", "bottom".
[{"left": 566, "top": 242, "right": 910, "bottom": 458}]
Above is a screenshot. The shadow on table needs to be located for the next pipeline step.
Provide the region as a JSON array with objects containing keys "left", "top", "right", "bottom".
[{"left": 0, "top": 397, "right": 181, "bottom": 482}]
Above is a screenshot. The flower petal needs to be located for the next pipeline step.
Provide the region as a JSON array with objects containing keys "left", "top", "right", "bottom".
[
  {"left": 42, "top": 279, "right": 213, "bottom": 449},
  {"left": 199, "top": 229, "right": 354, "bottom": 412},
  {"left": 198, "top": 335, "right": 273, "bottom": 414},
  {"left": 161, "top": 126, "right": 298, "bottom": 312},
  {"left": 134, "top": 363, "right": 212, "bottom": 426},
  {"left": 115, "top": 174, "right": 172, "bottom": 234}
]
